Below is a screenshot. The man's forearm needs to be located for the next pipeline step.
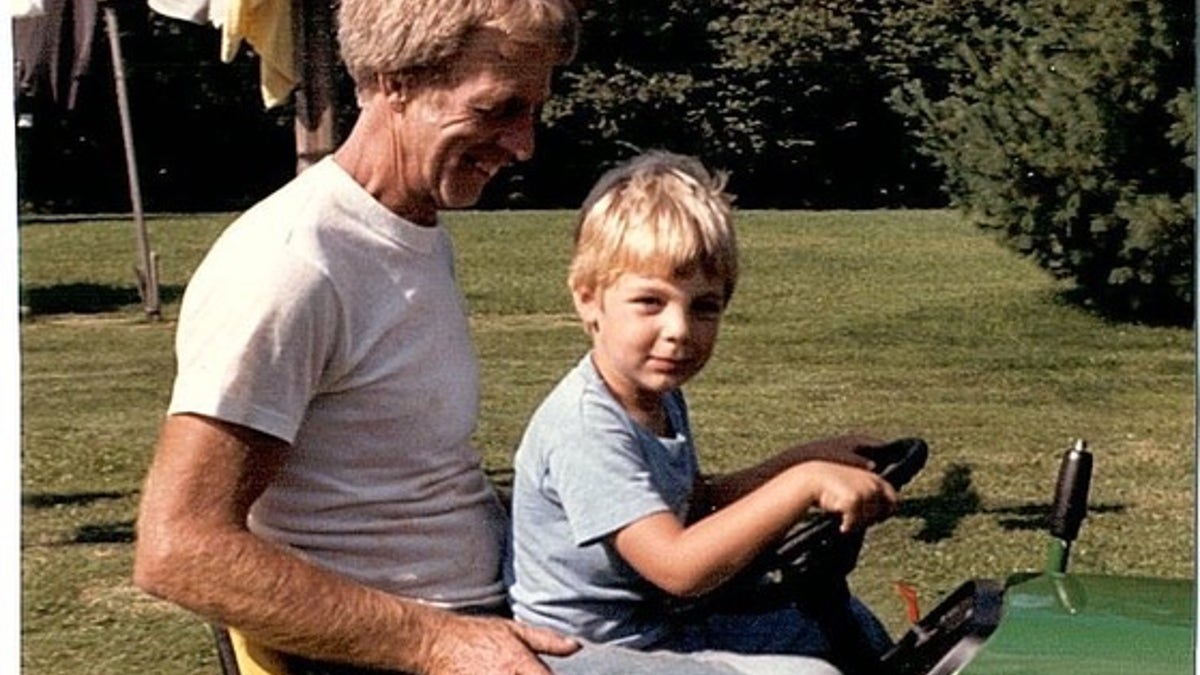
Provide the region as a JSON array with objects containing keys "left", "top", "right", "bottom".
[
  {"left": 136, "top": 521, "right": 449, "bottom": 672},
  {"left": 133, "top": 414, "right": 450, "bottom": 672}
]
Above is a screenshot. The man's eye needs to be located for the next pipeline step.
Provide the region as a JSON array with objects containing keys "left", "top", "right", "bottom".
[
  {"left": 476, "top": 100, "right": 526, "bottom": 121},
  {"left": 473, "top": 105, "right": 500, "bottom": 119}
]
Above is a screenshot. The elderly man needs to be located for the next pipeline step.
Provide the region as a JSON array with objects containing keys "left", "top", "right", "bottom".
[{"left": 133, "top": 2, "right": 862, "bottom": 673}]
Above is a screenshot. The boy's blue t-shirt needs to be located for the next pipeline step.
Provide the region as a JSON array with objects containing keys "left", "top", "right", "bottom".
[{"left": 508, "top": 353, "right": 699, "bottom": 648}]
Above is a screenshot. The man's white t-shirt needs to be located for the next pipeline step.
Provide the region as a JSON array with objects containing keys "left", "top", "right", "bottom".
[{"left": 169, "top": 157, "right": 507, "bottom": 609}]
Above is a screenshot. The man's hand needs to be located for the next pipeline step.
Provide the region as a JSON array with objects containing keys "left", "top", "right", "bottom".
[{"left": 420, "top": 615, "right": 580, "bottom": 675}]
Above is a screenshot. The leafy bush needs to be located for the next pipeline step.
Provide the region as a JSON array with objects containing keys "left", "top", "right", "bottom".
[
  {"left": 18, "top": 0, "right": 944, "bottom": 212},
  {"left": 532, "top": 0, "right": 941, "bottom": 208},
  {"left": 875, "top": 0, "right": 1194, "bottom": 325}
]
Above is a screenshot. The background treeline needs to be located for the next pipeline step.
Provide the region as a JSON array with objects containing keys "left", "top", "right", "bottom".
[{"left": 14, "top": 0, "right": 1194, "bottom": 324}]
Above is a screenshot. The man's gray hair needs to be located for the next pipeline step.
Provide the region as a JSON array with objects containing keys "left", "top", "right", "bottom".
[{"left": 337, "top": 0, "right": 580, "bottom": 92}]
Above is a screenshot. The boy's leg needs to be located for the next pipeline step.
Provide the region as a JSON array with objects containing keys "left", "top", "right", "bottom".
[
  {"left": 674, "top": 593, "right": 894, "bottom": 661},
  {"left": 542, "top": 642, "right": 739, "bottom": 675},
  {"left": 847, "top": 595, "right": 894, "bottom": 654},
  {"left": 684, "top": 605, "right": 830, "bottom": 655},
  {"left": 542, "top": 642, "right": 841, "bottom": 675}
]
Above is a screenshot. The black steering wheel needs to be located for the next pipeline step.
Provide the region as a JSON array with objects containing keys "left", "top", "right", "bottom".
[{"left": 680, "top": 437, "right": 929, "bottom": 612}]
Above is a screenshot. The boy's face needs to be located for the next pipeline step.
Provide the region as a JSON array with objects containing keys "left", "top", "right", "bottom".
[{"left": 574, "top": 268, "right": 726, "bottom": 418}]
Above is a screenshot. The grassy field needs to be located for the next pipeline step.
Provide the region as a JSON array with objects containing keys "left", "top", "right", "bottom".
[{"left": 19, "top": 209, "right": 1195, "bottom": 673}]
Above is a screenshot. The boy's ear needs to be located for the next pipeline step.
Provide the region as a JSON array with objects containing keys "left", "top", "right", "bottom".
[{"left": 572, "top": 284, "right": 601, "bottom": 331}]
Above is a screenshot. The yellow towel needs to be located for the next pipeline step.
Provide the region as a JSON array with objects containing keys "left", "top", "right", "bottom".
[{"left": 220, "top": 0, "right": 295, "bottom": 108}]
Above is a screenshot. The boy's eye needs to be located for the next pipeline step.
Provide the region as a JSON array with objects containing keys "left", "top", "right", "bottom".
[
  {"left": 692, "top": 298, "right": 724, "bottom": 318},
  {"left": 635, "top": 296, "right": 663, "bottom": 307}
]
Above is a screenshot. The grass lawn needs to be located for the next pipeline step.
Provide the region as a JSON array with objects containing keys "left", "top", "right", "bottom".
[{"left": 19, "top": 209, "right": 1195, "bottom": 673}]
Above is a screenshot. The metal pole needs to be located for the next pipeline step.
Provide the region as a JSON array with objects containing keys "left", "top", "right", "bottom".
[
  {"left": 102, "top": 2, "right": 160, "bottom": 319},
  {"left": 292, "top": 0, "right": 337, "bottom": 174}
]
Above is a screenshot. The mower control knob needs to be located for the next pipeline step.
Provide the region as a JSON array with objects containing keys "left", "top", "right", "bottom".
[{"left": 1049, "top": 439, "right": 1093, "bottom": 543}]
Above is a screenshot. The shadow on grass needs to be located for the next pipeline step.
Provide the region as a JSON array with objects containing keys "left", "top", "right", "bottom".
[
  {"left": 1055, "top": 287, "right": 1191, "bottom": 329},
  {"left": 74, "top": 521, "right": 135, "bottom": 544},
  {"left": 23, "top": 491, "right": 137, "bottom": 545},
  {"left": 22, "top": 490, "right": 132, "bottom": 508},
  {"left": 900, "top": 463, "right": 982, "bottom": 543},
  {"left": 899, "top": 463, "right": 1126, "bottom": 542},
  {"left": 487, "top": 467, "right": 515, "bottom": 508},
  {"left": 487, "top": 467, "right": 514, "bottom": 491},
  {"left": 21, "top": 283, "right": 185, "bottom": 315},
  {"left": 988, "top": 501, "right": 1126, "bottom": 531}
]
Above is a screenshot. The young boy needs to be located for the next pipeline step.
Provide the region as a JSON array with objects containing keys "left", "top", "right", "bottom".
[{"left": 507, "top": 151, "right": 898, "bottom": 670}]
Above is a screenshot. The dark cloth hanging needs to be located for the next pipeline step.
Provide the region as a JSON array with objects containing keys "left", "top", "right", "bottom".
[{"left": 12, "top": 0, "right": 100, "bottom": 109}]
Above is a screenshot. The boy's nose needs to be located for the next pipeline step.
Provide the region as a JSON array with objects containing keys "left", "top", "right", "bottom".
[{"left": 661, "top": 305, "right": 690, "bottom": 341}]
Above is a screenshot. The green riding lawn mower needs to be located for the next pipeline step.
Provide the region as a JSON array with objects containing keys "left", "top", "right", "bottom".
[
  {"left": 213, "top": 438, "right": 1194, "bottom": 675},
  {"left": 726, "top": 437, "right": 1196, "bottom": 674}
]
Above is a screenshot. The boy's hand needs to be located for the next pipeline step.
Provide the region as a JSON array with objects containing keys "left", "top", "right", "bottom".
[{"left": 799, "top": 461, "right": 898, "bottom": 533}]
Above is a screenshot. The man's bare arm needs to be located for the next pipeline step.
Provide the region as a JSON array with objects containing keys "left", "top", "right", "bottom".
[{"left": 133, "top": 414, "right": 576, "bottom": 674}]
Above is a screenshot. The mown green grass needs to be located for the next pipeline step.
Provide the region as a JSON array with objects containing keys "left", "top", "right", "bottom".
[{"left": 19, "top": 210, "right": 1195, "bottom": 673}]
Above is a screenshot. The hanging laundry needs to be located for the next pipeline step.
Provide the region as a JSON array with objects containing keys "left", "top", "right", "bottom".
[
  {"left": 145, "top": 0, "right": 223, "bottom": 24},
  {"left": 12, "top": 0, "right": 99, "bottom": 110},
  {"left": 12, "top": 0, "right": 45, "bottom": 19},
  {"left": 147, "top": 0, "right": 295, "bottom": 108},
  {"left": 221, "top": 0, "right": 295, "bottom": 108}
]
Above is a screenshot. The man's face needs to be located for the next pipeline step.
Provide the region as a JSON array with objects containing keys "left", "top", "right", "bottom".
[
  {"left": 575, "top": 269, "right": 727, "bottom": 419},
  {"left": 397, "top": 31, "right": 556, "bottom": 212}
]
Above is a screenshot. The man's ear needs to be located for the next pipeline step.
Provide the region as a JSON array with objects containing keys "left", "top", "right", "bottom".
[{"left": 377, "top": 73, "right": 410, "bottom": 111}]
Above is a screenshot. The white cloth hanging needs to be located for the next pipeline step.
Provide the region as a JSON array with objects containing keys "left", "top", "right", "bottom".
[
  {"left": 11, "top": 0, "right": 45, "bottom": 19},
  {"left": 147, "top": 0, "right": 295, "bottom": 108}
]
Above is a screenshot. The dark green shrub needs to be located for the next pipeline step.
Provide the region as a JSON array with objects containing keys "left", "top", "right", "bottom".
[
  {"left": 532, "top": 0, "right": 941, "bottom": 208},
  {"left": 877, "top": 0, "right": 1194, "bottom": 324}
]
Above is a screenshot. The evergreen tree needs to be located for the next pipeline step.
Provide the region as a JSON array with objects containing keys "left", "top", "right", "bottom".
[{"left": 875, "top": 0, "right": 1194, "bottom": 325}]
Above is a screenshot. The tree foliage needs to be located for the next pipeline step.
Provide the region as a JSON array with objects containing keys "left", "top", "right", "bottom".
[
  {"left": 524, "top": 0, "right": 939, "bottom": 208},
  {"left": 15, "top": 7, "right": 297, "bottom": 213},
  {"left": 17, "top": 0, "right": 939, "bottom": 211},
  {"left": 15, "top": 0, "right": 1195, "bottom": 324},
  {"left": 874, "top": 0, "right": 1194, "bottom": 325}
]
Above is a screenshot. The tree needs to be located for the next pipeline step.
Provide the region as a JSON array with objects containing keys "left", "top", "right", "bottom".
[
  {"left": 875, "top": 0, "right": 1194, "bottom": 324},
  {"left": 514, "top": 0, "right": 941, "bottom": 208}
]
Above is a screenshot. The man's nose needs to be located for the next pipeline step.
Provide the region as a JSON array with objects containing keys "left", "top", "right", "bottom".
[{"left": 498, "top": 112, "right": 536, "bottom": 162}]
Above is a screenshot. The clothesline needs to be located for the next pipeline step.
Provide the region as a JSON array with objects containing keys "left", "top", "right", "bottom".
[{"left": 12, "top": 0, "right": 340, "bottom": 319}]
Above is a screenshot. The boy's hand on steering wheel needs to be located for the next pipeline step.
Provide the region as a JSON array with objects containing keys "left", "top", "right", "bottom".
[{"left": 800, "top": 461, "right": 899, "bottom": 533}]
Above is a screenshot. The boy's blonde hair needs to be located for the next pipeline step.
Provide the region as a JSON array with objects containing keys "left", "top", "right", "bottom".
[{"left": 569, "top": 151, "right": 738, "bottom": 303}]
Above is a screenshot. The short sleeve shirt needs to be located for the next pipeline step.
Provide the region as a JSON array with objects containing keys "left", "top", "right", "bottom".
[
  {"left": 168, "top": 158, "right": 506, "bottom": 608},
  {"left": 508, "top": 354, "right": 699, "bottom": 647}
]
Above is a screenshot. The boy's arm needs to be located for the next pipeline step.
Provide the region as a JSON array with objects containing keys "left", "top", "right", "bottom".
[
  {"left": 687, "top": 434, "right": 883, "bottom": 521},
  {"left": 612, "top": 460, "right": 896, "bottom": 598}
]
